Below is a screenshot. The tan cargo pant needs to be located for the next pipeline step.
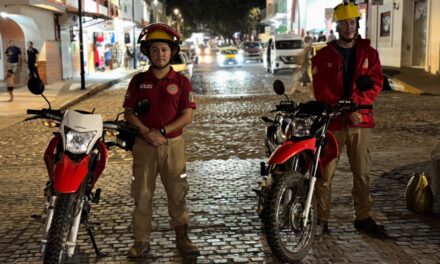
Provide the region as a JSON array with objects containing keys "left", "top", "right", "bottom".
[
  {"left": 131, "top": 136, "right": 189, "bottom": 242},
  {"left": 316, "top": 127, "right": 373, "bottom": 221}
]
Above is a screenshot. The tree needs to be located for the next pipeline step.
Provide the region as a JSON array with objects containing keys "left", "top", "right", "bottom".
[{"left": 165, "top": 0, "right": 265, "bottom": 41}]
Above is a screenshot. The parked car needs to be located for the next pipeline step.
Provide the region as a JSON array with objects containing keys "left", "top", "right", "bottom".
[
  {"left": 239, "top": 41, "right": 263, "bottom": 63},
  {"left": 217, "top": 46, "right": 243, "bottom": 67},
  {"left": 264, "top": 34, "right": 304, "bottom": 75},
  {"left": 181, "top": 47, "right": 199, "bottom": 64}
]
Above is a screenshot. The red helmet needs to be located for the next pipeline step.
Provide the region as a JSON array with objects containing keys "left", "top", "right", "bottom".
[{"left": 138, "top": 23, "right": 181, "bottom": 57}]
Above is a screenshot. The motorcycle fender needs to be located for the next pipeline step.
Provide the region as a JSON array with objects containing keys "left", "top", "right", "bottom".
[
  {"left": 44, "top": 135, "right": 62, "bottom": 180},
  {"left": 268, "top": 138, "right": 317, "bottom": 165},
  {"left": 91, "top": 141, "right": 108, "bottom": 187},
  {"left": 319, "top": 131, "right": 339, "bottom": 168},
  {"left": 53, "top": 155, "right": 90, "bottom": 193}
]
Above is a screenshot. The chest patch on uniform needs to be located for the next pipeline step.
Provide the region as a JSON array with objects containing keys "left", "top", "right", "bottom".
[
  {"left": 362, "top": 58, "right": 369, "bottom": 69},
  {"left": 166, "top": 84, "right": 179, "bottom": 95},
  {"left": 326, "top": 63, "right": 333, "bottom": 68},
  {"left": 140, "top": 83, "right": 153, "bottom": 89}
]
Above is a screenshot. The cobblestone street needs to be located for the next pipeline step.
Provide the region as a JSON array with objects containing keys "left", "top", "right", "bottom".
[{"left": 0, "top": 64, "right": 440, "bottom": 263}]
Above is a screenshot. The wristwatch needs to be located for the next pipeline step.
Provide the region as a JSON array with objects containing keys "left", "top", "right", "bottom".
[{"left": 159, "top": 127, "right": 166, "bottom": 136}]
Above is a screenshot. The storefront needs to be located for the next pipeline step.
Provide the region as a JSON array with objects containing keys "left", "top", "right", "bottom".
[{"left": 0, "top": 1, "right": 64, "bottom": 85}]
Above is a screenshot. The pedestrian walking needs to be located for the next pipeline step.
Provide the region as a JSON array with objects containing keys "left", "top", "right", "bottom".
[
  {"left": 5, "top": 70, "right": 16, "bottom": 102},
  {"left": 311, "top": 2, "right": 384, "bottom": 236},
  {"left": 26, "top": 41, "right": 40, "bottom": 78},
  {"left": 4, "top": 40, "right": 21, "bottom": 74},
  {"left": 327, "top": 29, "right": 337, "bottom": 43},
  {"left": 122, "top": 22, "right": 199, "bottom": 259},
  {"left": 125, "top": 46, "right": 133, "bottom": 69},
  {"left": 303, "top": 31, "right": 313, "bottom": 44},
  {"left": 317, "top": 31, "right": 327, "bottom": 42},
  {"left": 291, "top": 43, "right": 314, "bottom": 98}
]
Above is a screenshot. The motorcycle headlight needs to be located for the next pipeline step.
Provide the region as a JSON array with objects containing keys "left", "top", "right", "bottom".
[
  {"left": 65, "top": 129, "right": 97, "bottom": 154},
  {"left": 290, "top": 116, "right": 316, "bottom": 137}
]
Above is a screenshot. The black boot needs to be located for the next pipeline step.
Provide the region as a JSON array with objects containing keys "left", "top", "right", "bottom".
[
  {"left": 354, "top": 217, "right": 387, "bottom": 237},
  {"left": 175, "top": 224, "right": 200, "bottom": 255}
]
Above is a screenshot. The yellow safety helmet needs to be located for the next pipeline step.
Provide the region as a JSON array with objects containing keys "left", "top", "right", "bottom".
[
  {"left": 138, "top": 23, "right": 181, "bottom": 57},
  {"left": 333, "top": 2, "right": 361, "bottom": 22}
]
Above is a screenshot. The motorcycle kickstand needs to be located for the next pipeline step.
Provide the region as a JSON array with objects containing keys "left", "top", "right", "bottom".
[{"left": 85, "top": 220, "right": 106, "bottom": 258}]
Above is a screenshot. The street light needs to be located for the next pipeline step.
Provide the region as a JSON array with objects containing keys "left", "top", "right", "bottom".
[{"left": 172, "top": 8, "right": 181, "bottom": 35}]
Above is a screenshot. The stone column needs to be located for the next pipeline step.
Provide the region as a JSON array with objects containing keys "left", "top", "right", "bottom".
[{"left": 432, "top": 143, "right": 440, "bottom": 213}]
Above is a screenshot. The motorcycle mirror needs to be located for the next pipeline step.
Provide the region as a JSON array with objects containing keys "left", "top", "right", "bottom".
[
  {"left": 355, "top": 75, "right": 374, "bottom": 92},
  {"left": 273, "top": 79, "right": 285, "bottom": 95},
  {"left": 27, "top": 77, "right": 45, "bottom": 95},
  {"left": 135, "top": 99, "right": 150, "bottom": 115}
]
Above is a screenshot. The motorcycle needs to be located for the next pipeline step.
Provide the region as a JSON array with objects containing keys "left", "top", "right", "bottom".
[
  {"left": 256, "top": 78, "right": 373, "bottom": 262},
  {"left": 26, "top": 78, "right": 147, "bottom": 263}
]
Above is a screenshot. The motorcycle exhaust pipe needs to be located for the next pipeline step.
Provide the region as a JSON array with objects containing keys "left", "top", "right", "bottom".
[{"left": 40, "top": 195, "right": 58, "bottom": 253}]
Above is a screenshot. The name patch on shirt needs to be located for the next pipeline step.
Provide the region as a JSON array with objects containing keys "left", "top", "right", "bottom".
[
  {"left": 140, "top": 83, "right": 153, "bottom": 89},
  {"left": 166, "top": 84, "right": 179, "bottom": 95}
]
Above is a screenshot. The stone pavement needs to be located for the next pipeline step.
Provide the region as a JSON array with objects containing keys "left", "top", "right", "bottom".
[{"left": 0, "top": 65, "right": 439, "bottom": 263}]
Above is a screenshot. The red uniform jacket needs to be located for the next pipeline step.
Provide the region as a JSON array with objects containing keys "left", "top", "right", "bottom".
[{"left": 311, "top": 38, "right": 383, "bottom": 130}]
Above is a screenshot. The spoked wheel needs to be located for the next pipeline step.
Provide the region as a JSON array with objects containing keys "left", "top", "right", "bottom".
[{"left": 263, "top": 171, "right": 317, "bottom": 263}]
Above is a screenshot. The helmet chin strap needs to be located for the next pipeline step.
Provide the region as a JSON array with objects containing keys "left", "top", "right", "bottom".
[{"left": 151, "top": 61, "right": 171, "bottom": 70}]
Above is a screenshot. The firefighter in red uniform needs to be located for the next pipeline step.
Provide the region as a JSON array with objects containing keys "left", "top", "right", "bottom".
[
  {"left": 122, "top": 23, "right": 199, "bottom": 258},
  {"left": 312, "top": 2, "right": 384, "bottom": 235}
]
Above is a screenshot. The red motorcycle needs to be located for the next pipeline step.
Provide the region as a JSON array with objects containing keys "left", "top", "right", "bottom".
[
  {"left": 256, "top": 79, "right": 373, "bottom": 262},
  {"left": 26, "top": 78, "right": 146, "bottom": 263}
]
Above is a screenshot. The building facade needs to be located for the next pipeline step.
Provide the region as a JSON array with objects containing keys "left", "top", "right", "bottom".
[
  {"left": 1, "top": 0, "right": 165, "bottom": 86},
  {"left": 261, "top": 0, "right": 439, "bottom": 75}
]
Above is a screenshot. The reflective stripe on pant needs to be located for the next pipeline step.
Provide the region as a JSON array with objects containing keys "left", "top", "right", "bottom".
[
  {"left": 131, "top": 136, "right": 189, "bottom": 242},
  {"left": 316, "top": 127, "right": 373, "bottom": 221}
]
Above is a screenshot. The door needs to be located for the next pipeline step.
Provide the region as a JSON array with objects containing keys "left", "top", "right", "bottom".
[
  {"left": 412, "top": 0, "right": 427, "bottom": 67},
  {"left": 0, "top": 33, "right": 4, "bottom": 80}
]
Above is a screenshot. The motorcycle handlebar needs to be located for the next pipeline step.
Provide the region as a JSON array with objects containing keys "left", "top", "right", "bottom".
[
  {"left": 26, "top": 109, "right": 63, "bottom": 121},
  {"left": 103, "top": 121, "right": 140, "bottom": 135}
]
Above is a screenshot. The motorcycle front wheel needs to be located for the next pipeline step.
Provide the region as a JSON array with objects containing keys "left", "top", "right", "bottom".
[
  {"left": 263, "top": 171, "right": 317, "bottom": 263},
  {"left": 44, "top": 194, "right": 75, "bottom": 264}
]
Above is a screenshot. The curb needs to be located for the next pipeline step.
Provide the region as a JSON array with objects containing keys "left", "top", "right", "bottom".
[
  {"left": 386, "top": 76, "right": 426, "bottom": 95},
  {"left": 58, "top": 70, "right": 141, "bottom": 110}
]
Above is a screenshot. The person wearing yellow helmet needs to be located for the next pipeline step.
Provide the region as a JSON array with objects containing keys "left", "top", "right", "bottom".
[
  {"left": 122, "top": 23, "right": 199, "bottom": 258},
  {"left": 311, "top": 2, "right": 385, "bottom": 237},
  {"left": 333, "top": 1, "right": 361, "bottom": 43}
]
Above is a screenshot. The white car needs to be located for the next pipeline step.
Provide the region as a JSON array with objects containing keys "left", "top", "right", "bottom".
[
  {"left": 264, "top": 34, "right": 305, "bottom": 75},
  {"left": 171, "top": 52, "right": 193, "bottom": 79}
]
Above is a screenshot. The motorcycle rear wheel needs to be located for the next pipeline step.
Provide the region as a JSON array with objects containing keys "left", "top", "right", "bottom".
[
  {"left": 263, "top": 171, "right": 317, "bottom": 263},
  {"left": 43, "top": 194, "right": 75, "bottom": 264}
]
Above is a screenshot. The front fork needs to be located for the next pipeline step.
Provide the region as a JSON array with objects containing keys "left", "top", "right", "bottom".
[
  {"left": 302, "top": 142, "right": 324, "bottom": 227},
  {"left": 40, "top": 194, "right": 84, "bottom": 257}
]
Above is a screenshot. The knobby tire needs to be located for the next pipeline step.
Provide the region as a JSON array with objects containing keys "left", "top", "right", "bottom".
[
  {"left": 263, "top": 171, "right": 317, "bottom": 263},
  {"left": 43, "top": 194, "right": 75, "bottom": 264}
]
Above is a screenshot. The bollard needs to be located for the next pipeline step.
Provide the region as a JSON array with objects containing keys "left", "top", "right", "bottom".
[{"left": 431, "top": 143, "right": 440, "bottom": 213}]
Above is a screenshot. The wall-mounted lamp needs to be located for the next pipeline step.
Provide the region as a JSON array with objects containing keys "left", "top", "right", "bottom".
[{"left": 393, "top": 1, "right": 400, "bottom": 10}]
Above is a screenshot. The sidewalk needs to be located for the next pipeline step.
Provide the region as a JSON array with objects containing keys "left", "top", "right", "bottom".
[
  {"left": 0, "top": 68, "right": 141, "bottom": 131},
  {"left": 383, "top": 66, "right": 440, "bottom": 95}
]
